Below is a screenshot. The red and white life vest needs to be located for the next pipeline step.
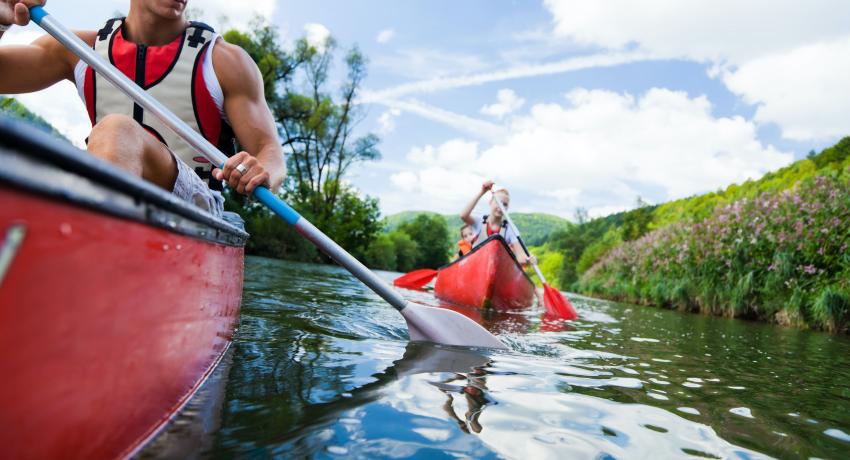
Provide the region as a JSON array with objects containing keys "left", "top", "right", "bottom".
[{"left": 77, "top": 17, "right": 235, "bottom": 190}]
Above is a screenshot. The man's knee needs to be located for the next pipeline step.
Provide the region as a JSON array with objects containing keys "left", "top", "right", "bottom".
[{"left": 88, "top": 114, "right": 141, "bottom": 147}]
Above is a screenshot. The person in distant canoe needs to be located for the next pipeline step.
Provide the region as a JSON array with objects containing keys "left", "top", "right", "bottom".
[
  {"left": 0, "top": 0, "right": 284, "bottom": 219},
  {"left": 454, "top": 224, "right": 476, "bottom": 259},
  {"left": 459, "top": 180, "right": 536, "bottom": 266}
]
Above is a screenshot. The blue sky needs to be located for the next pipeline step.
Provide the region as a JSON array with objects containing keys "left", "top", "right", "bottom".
[{"left": 4, "top": 1, "right": 849, "bottom": 219}]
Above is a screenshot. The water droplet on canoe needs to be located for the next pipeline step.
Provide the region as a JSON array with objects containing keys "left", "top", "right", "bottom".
[
  {"left": 163, "top": 244, "right": 170, "bottom": 251},
  {"left": 59, "top": 223, "right": 72, "bottom": 236},
  {"left": 176, "top": 244, "right": 182, "bottom": 250}
]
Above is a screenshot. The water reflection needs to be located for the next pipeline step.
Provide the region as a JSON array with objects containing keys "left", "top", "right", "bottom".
[
  {"left": 278, "top": 343, "right": 492, "bottom": 446},
  {"left": 435, "top": 367, "right": 493, "bottom": 434}
]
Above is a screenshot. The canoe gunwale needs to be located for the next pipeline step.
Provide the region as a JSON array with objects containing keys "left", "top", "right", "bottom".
[{"left": 0, "top": 116, "right": 247, "bottom": 247}]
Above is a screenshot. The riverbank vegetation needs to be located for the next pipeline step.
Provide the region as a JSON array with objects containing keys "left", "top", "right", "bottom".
[{"left": 538, "top": 139, "right": 850, "bottom": 333}]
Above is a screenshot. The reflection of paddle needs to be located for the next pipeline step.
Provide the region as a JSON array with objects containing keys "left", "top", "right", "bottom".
[
  {"left": 491, "top": 191, "right": 578, "bottom": 320},
  {"left": 31, "top": 6, "right": 505, "bottom": 350},
  {"left": 393, "top": 268, "right": 438, "bottom": 289}
]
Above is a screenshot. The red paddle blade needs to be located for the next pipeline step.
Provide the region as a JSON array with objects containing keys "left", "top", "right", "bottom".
[
  {"left": 393, "top": 269, "right": 439, "bottom": 289},
  {"left": 543, "top": 284, "right": 578, "bottom": 320}
]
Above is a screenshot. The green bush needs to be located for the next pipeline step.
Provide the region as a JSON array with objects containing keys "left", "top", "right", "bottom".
[{"left": 812, "top": 287, "right": 850, "bottom": 333}]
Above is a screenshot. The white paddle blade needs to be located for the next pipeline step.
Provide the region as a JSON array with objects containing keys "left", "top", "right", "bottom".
[{"left": 400, "top": 303, "right": 507, "bottom": 349}]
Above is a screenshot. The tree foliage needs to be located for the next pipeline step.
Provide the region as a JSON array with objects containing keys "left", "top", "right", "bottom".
[
  {"left": 397, "top": 214, "right": 451, "bottom": 269},
  {"left": 221, "top": 23, "right": 383, "bottom": 262}
]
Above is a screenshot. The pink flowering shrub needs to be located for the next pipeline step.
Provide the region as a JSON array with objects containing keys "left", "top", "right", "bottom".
[{"left": 580, "top": 170, "right": 850, "bottom": 332}]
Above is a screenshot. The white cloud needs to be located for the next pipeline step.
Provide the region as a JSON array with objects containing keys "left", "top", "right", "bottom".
[
  {"left": 408, "top": 139, "right": 479, "bottom": 167},
  {"left": 480, "top": 89, "right": 525, "bottom": 119},
  {"left": 374, "top": 98, "right": 505, "bottom": 143},
  {"left": 390, "top": 171, "right": 418, "bottom": 192},
  {"left": 542, "top": 0, "right": 850, "bottom": 64},
  {"left": 542, "top": 0, "right": 850, "bottom": 142},
  {"left": 384, "top": 88, "right": 792, "bottom": 217},
  {"left": 303, "top": 23, "right": 331, "bottom": 53},
  {"left": 372, "top": 48, "right": 492, "bottom": 81},
  {"left": 722, "top": 37, "right": 850, "bottom": 141},
  {"left": 377, "top": 108, "right": 401, "bottom": 134},
  {"left": 376, "top": 28, "right": 395, "bottom": 44},
  {"left": 362, "top": 50, "right": 651, "bottom": 102}
]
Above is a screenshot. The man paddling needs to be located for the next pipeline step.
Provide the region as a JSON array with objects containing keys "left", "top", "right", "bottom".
[{"left": 0, "top": 0, "right": 284, "bottom": 217}]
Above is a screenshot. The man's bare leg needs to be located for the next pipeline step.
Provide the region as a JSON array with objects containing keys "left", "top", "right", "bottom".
[{"left": 86, "top": 114, "right": 177, "bottom": 190}]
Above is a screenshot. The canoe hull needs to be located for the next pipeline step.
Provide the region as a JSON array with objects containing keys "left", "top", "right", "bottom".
[
  {"left": 0, "top": 188, "right": 243, "bottom": 459},
  {"left": 434, "top": 236, "right": 535, "bottom": 310},
  {"left": 0, "top": 117, "right": 247, "bottom": 459}
]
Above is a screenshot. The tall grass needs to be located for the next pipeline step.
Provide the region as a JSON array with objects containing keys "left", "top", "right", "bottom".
[{"left": 579, "top": 169, "right": 850, "bottom": 333}]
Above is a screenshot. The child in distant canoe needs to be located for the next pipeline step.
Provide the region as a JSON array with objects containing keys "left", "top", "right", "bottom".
[
  {"left": 459, "top": 180, "right": 536, "bottom": 266},
  {"left": 455, "top": 224, "right": 477, "bottom": 259}
]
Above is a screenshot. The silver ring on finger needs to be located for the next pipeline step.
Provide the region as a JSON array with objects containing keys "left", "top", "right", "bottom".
[{"left": 235, "top": 163, "right": 248, "bottom": 175}]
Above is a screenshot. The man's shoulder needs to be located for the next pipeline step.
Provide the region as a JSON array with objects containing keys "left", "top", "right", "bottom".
[{"left": 211, "top": 38, "right": 253, "bottom": 69}]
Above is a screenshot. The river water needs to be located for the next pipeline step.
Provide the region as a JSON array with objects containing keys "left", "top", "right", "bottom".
[{"left": 148, "top": 256, "right": 850, "bottom": 459}]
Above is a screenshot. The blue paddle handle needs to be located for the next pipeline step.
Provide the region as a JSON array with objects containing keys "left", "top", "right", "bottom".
[
  {"left": 252, "top": 186, "right": 300, "bottom": 225},
  {"left": 30, "top": 5, "right": 47, "bottom": 22}
]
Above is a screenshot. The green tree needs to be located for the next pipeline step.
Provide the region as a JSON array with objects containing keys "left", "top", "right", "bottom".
[
  {"left": 221, "top": 23, "right": 383, "bottom": 262},
  {"left": 364, "top": 233, "right": 396, "bottom": 270},
  {"left": 397, "top": 214, "right": 450, "bottom": 268},
  {"left": 389, "top": 231, "right": 419, "bottom": 272},
  {"left": 621, "top": 196, "right": 654, "bottom": 241}
]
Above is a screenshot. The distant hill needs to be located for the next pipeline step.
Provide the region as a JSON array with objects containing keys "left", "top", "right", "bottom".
[
  {"left": 383, "top": 210, "right": 571, "bottom": 246},
  {"left": 0, "top": 97, "right": 69, "bottom": 141}
]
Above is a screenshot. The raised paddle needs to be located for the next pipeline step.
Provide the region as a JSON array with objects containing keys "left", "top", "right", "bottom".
[
  {"left": 490, "top": 190, "right": 578, "bottom": 320},
  {"left": 29, "top": 6, "right": 506, "bottom": 350},
  {"left": 393, "top": 269, "right": 438, "bottom": 289}
]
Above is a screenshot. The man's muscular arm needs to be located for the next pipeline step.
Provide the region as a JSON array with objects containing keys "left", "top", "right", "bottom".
[
  {"left": 211, "top": 39, "right": 285, "bottom": 195},
  {"left": 0, "top": 0, "right": 93, "bottom": 93}
]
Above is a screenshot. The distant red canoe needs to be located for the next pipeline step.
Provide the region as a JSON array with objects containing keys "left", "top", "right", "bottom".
[
  {"left": 434, "top": 235, "right": 535, "bottom": 310},
  {"left": 0, "top": 117, "right": 247, "bottom": 459}
]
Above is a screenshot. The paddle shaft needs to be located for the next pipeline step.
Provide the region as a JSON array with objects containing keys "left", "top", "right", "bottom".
[
  {"left": 490, "top": 191, "right": 548, "bottom": 284},
  {"left": 30, "top": 7, "right": 409, "bottom": 313}
]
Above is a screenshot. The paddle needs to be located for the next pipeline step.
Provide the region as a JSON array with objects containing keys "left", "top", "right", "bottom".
[
  {"left": 29, "top": 7, "right": 506, "bottom": 350},
  {"left": 393, "top": 268, "right": 438, "bottom": 289},
  {"left": 490, "top": 190, "right": 578, "bottom": 320}
]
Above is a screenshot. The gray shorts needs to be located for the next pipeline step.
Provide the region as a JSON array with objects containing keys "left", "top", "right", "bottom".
[{"left": 171, "top": 155, "right": 225, "bottom": 218}]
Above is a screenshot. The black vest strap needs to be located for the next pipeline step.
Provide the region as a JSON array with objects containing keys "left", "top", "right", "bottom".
[
  {"left": 97, "top": 17, "right": 122, "bottom": 41},
  {"left": 482, "top": 215, "right": 507, "bottom": 237},
  {"left": 187, "top": 21, "right": 215, "bottom": 48}
]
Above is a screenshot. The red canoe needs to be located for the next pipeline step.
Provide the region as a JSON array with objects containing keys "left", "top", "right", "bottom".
[
  {"left": 0, "top": 117, "right": 247, "bottom": 459},
  {"left": 434, "top": 235, "right": 536, "bottom": 310}
]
